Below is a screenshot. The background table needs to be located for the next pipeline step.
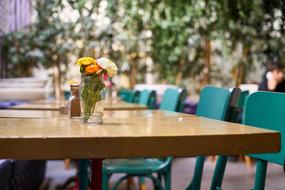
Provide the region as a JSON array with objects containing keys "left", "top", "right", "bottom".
[
  {"left": 8, "top": 99, "right": 147, "bottom": 111},
  {"left": 0, "top": 109, "right": 192, "bottom": 119},
  {"left": 0, "top": 110, "right": 58, "bottom": 118},
  {"left": 0, "top": 110, "right": 280, "bottom": 190}
]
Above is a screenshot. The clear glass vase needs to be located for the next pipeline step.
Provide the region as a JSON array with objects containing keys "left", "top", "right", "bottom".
[{"left": 80, "top": 76, "right": 105, "bottom": 124}]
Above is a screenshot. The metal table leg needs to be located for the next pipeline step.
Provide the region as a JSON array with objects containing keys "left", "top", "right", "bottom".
[{"left": 91, "top": 159, "right": 103, "bottom": 190}]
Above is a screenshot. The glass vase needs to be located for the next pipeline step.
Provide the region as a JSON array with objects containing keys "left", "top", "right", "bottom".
[{"left": 80, "top": 76, "right": 105, "bottom": 124}]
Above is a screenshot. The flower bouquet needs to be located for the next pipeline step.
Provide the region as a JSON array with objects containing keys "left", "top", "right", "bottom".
[{"left": 77, "top": 57, "right": 118, "bottom": 123}]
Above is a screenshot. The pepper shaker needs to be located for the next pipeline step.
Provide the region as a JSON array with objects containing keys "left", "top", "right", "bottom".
[{"left": 69, "top": 84, "right": 81, "bottom": 117}]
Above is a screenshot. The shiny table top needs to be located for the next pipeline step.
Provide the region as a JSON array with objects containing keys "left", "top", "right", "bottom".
[{"left": 0, "top": 110, "right": 280, "bottom": 159}]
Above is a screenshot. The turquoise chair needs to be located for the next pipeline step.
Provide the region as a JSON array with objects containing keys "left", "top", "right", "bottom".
[
  {"left": 128, "top": 90, "right": 140, "bottom": 103},
  {"left": 118, "top": 89, "right": 132, "bottom": 102},
  {"left": 214, "top": 91, "right": 285, "bottom": 190},
  {"left": 209, "top": 88, "right": 243, "bottom": 190},
  {"left": 160, "top": 88, "right": 187, "bottom": 112},
  {"left": 102, "top": 88, "right": 186, "bottom": 190},
  {"left": 118, "top": 89, "right": 140, "bottom": 103},
  {"left": 138, "top": 89, "right": 157, "bottom": 109},
  {"left": 185, "top": 86, "right": 240, "bottom": 190},
  {"left": 236, "top": 90, "right": 249, "bottom": 123},
  {"left": 210, "top": 90, "right": 249, "bottom": 190},
  {"left": 163, "top": 87, "right": 187, "bottom": 113},
  {"left": 177, "top": 88, "right": 187, "bottom": 112},
  {"left": 237, "top": 90, "right": 249, "bottom": 109}
]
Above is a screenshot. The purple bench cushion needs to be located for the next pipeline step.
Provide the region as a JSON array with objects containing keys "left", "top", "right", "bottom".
[{"left": 0, "top": 101, "right": 26, "bottom": 109}]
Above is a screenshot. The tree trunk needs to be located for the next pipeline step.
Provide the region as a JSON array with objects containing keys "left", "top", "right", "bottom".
[
  {"left": 129, "top": 60, "right": 137, "bottom": 89},
  {"left": 175, "top": 59, "right": 185, "bottom": 85},
  {"left": 205, "top": 38, "right": 211, "bottom": 84},
  {"left": 233, "top": 63, "right": 245, "bottom": 87},
  {"left": 54, "top": 62, "right": 62, "bottom": 100},
  {"left": 233, "top": 47, "right": 248, "bottom": 87},
  {"left": 0, "top": 37, "right": 7, "bottom": 78},
  {"left": 201, "top": 38, "right": 212, "bottom": 86}
]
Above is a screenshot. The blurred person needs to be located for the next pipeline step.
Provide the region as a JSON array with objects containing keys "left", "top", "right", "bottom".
[{"left": 259, "top": 61, "right": 285, "bottom": 92}]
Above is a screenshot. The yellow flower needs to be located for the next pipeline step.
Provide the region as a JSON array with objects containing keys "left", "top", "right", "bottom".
[{"left": 76, "top": 57, "right": 97, "bottom": 66}]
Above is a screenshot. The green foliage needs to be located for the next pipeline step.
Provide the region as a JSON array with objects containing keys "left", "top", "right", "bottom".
[
  {"left": 2, "top": 0, "right": 102, "bottom": 77},
  {"left": 3, "top": 0, "right": 76, "bottom": 77},
  {"left": 2, "top": 0, "right": 285, "bottom": 86},
  {"left": 149, "top": 1, "right": 192, "bottom": 82}
]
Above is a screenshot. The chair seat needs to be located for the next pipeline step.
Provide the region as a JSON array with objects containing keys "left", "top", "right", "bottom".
[{"left": 103, "top": 158, "right": 166, "bottom": 174}]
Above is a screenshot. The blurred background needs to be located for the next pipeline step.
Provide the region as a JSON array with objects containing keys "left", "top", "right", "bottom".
[
  {"left": 1, "top": 0, "right": 285, "bottom": 96},
  {"left": 1, "top": 1, "right": 285, "bottom": 189}
]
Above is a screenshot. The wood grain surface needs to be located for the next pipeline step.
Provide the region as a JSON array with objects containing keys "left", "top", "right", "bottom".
[{"left": 0, "top": 110, "right": 280, "bottom": 159}]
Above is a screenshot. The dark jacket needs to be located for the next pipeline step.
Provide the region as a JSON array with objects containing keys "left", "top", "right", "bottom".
[{"left": 259, "top": 73, "right": 285, "bottom": 92}]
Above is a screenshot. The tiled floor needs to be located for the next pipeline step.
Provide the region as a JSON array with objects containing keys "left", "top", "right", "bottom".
[{"left": 45, "top": 158, "right": 285, "bottom": 190}]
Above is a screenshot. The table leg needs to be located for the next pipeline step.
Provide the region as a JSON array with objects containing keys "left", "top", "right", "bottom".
[{"left": 91, "top": 159, "right": 103, "bottom": 190}]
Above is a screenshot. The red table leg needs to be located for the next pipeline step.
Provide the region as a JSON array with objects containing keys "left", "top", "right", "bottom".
[{"left": 91, "top": 159, "right": 103, "bottom": 190}]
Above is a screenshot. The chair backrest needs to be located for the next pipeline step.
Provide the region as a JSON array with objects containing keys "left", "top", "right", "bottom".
[
  {"left": 138, "top": 89, "right": 156, "bottom": 109},
  {"left": 237, "top": 90, "right": 249, "bottom": 109},
  {"left": 118, "top": 89, "right": 132, "bottom": 102},
  {"left": 129, "top": 90, "right": 140, "bottom": 103},
  {"left": 244, "top": 91, "right": 285, "bottom": 166},
  {"left": 195, "top": 86, "right": 231, "bottom": 120},
  {"left": 209, "top": 88, "right": 242, "bottom": 190},
  {"left": 159, "top": 88, "right": 186, "bottom": 112},
  {"left": 178, "top": 88, "right": 187, "bottom": 112},
  {"left": 224, "top": 88, "right": 242, "bottom": 122},
  {"left": 188, "top": 86, "right": 238, "bottom": 190}
]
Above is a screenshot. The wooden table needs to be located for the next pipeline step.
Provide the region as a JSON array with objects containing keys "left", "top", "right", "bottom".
[
  {"left": 8, "top": 99, "right": 147, "bottom": 111},
  {"left": 0, "top": 110, "right": 58, "bottom": 118},
  {"left": 0, "top": 110, "right": 280, "bottom": 190}
]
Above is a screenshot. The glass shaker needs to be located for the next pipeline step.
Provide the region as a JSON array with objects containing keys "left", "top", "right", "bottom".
[{"left": 69, "top": 84, "right": 81, "bottom": 118}]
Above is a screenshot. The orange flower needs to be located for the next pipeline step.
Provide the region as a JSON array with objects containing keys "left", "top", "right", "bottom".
[{"left": 85, "top": 64, "right": 101, "bottom": 74}]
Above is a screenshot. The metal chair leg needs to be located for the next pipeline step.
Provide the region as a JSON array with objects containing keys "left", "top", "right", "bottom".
[
  {"left": 112, "top": 175, "right": 130, "bottom": 190},
  {"left": 78, "top": 159, "right": 89, "bottom": 190},
  {"left": 252, "top": 159, "right": 268, "bottom": 190},
  {"left": 102, "top": 173, "right": 110, "bottom": 190},
  {"left": 164, "top": 166, "right": 171, "bottom": 190},
  {"left": 210, "top": 155, "right": 228, "bottom": 190},
  {"left": 185, "top": 156, "right": 205, "bottom": 190}
]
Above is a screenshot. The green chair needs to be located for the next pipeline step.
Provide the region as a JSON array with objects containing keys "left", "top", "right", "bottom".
[
  {"left": 237, "top": 90, "right": 249, "bottom": 109},
  {"left": 118, "top": 89, "right": 140, "bottom": 103},
  {"left": 102, "top": 88, "right": 186, "bottom": 190},
  {"left": 177, "top": 88, "right": 187, "bottom": 112},
  {"left": 129, "top": 90, "right": 140, "bottom": 103},
  {"left": 160, "top": 88, "right": 186, "bottom": 112},
  {"left": 210, "top": 90, "right": 249, "bottom": 190},
  {"left": 118, "top": 89, "right": 132, "bottom": 102},
  {"left": 186, "top": 86, "right": 240, "bottom": 190},
  {"left": 214, "top": 91, "right": 285, "bottom": 190},
  {"left": 236, "top": 90, "right": 249, "bottom": 123},
  {"left": 138, "top": 89, "right": 157, "bottom": 109}
]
